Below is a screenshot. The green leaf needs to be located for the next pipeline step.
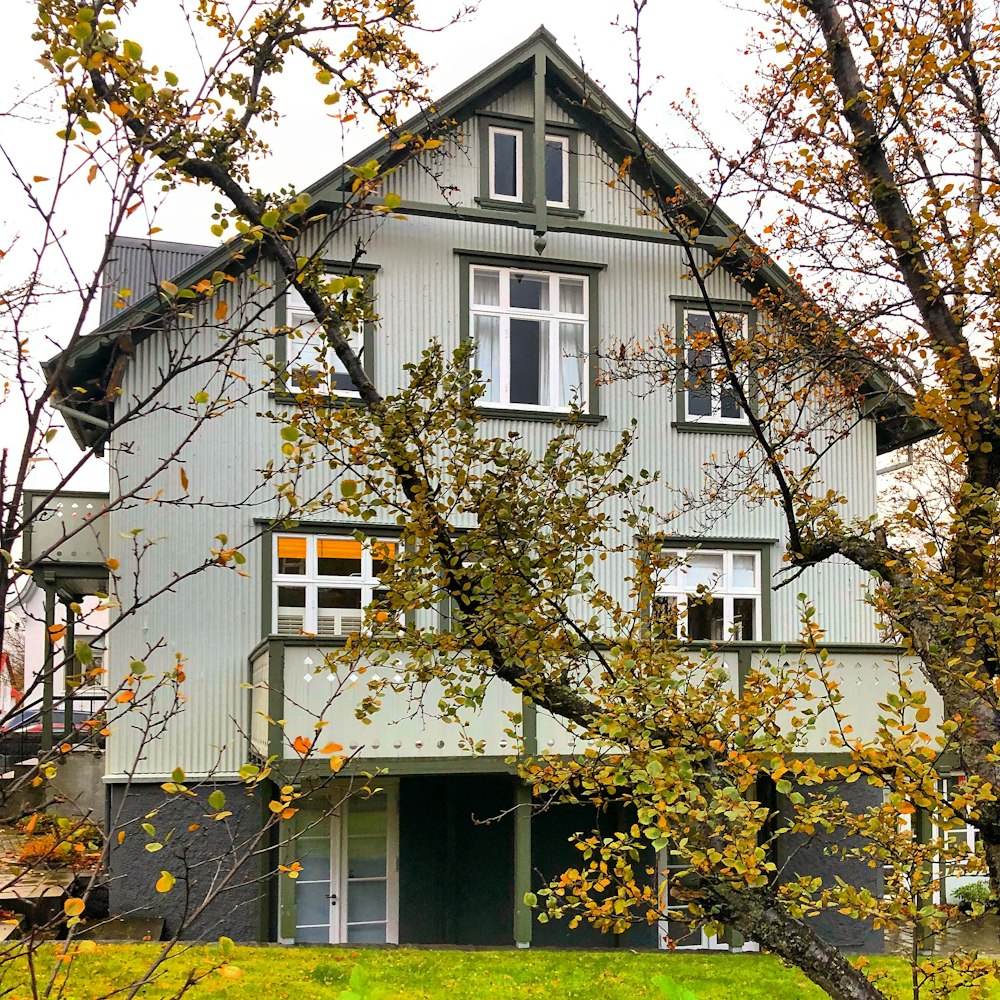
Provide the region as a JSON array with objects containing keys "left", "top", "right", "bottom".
[
  {"left": 208, "top": 789, "right": 226, "bottom": 811},
  {"left": 280, "top": 426, "right": 300, "bottom": 442},
  {"left": 172, "top": 767, "right": 185, "bottom": 783},
  {"left": 218, "top": 935, "right": 234, "bottom": 959}
]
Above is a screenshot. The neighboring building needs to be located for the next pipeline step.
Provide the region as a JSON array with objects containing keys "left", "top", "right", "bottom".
[{"left": 42, "top": 28, "right": 930, "bottom": 948}]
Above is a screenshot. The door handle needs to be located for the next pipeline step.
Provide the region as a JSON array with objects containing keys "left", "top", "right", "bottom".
[{"left": 327, "top": 893, "right": 338, "bottom": 906}]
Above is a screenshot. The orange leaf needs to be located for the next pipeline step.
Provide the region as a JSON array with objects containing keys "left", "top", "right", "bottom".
[
  {"left": 115, "top": 690, "right": 135, "bottom": 704},
  {"left": 215, "top": 300, "right": 228, "bottom": 321},
  {"left": 64, "top": 898, "right": 85, "bottom": 918},
  {"left": 179, "top": 467, "right": 189, "bottom": 493},
  {"left": 320, "top": 742, "right": 344, "bottom": 754},
  {"left": 117, "top": 830, "right": 125, "bottom": 845},
  {"left": 109, "top": 100, "right": 128, "bottom": 117}
]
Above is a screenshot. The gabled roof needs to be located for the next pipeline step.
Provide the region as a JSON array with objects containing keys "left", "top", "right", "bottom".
[{"left": 46, "top": 25, "right": 932, "bottom": 455}]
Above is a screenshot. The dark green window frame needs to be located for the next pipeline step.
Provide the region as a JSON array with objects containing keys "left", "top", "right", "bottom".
[
  {"left": 272, "top": 261, "right": 379, "bottom": 399},
  {"left": 475, "top": 113, "right": 583, "bottom": 218},
  {"left": 649, "top": 536, "right": 773, "bottom": 644},
  {"left": 457, "top": 249, "right": 605, "bottom": 424},
  {"left": 670, "top": 296, "right": 757, "bottom": 435}
]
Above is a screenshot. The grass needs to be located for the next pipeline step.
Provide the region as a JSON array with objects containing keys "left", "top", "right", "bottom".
[{"left": 0, "top": 944, "right": 998, "bottom": 1000}]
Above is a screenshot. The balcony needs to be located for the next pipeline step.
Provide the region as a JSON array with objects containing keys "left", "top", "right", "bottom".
[{"left": 249, "top": 639, "right": 931, "bottom": 771}]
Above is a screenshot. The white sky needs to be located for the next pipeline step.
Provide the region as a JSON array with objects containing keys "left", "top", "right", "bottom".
[{"left": 0, "top": 0, "right": 764, "bottom": 493}]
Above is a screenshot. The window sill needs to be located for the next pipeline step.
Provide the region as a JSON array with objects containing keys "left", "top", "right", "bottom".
[
  {"left": 476, "top": 406, "right": 606, "bottom": 425},
  {"left": 473, "top": 197, "right": 585, "bottom": 219},
  {"left": 269, "top": 391, "right": 365, "bottom": 407},
  {"left": 672, "top": 420, "right": 755, "bottom": 436}
]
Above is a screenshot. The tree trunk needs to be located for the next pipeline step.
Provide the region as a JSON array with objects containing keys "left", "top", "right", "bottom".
[{"left": 717, "top": 886, "right": 888, "bottom": 1000}]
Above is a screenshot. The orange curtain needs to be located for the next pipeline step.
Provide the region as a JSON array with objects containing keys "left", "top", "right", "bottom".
[
  {"left": 317, "top": 538, "right": 363, "bottom": 560},
  {"left": 277, "top": 536, "right": 307, "bottom": 560}
]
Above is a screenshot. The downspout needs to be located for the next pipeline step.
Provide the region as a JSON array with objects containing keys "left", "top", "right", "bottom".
[{"left": 533, "top": 49, "right": 548, "bottom": 255}]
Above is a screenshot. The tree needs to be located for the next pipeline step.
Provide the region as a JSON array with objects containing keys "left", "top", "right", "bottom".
[
  {"left": 1, "top": 0, "right": 452, "bottom": 993},
  {"left": 12, "top": 2, "right": 997, "bottom": 999}
]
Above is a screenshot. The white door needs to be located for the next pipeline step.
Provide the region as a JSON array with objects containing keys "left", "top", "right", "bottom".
[
  {"left": 657, "top": 848, "right": 729, "bottom": 951},
  {"left": 289, "top": 784, "right": 399, "bottom": 944}
]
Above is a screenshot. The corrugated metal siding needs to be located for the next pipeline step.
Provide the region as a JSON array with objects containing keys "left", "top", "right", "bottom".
[
  {"left": 99, "top": 237, "right": 213, "bottom": 325},
  {"left": 106, "top": 201, "right": 887, "bottom": 779}
]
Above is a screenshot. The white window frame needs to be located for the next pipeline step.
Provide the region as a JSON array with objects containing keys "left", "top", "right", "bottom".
[
  {"left": 544, "top": 133, "right": 570, "bottom": 208},
  {"left": 284, "top": 279, "right": 364, "bottom": 398},
  {"left": 488, "top": 125, "right": 524, "bottom": 202},
  {"left": 272, "top": 534, "right": 393, "bottom": 637},
  {"left": 470, "top": 265, "right": 589, "bottom": 412},
  {"left": 653, "top": 548, "right": 761, "bottom": 642},
  {"left": 682, "top": 308, "right": 750, "bottom": 425}
]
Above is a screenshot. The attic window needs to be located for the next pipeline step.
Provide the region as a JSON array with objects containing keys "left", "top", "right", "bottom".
[
  {"left": 485, "top": 124, "right": 572, "bottom": 208},
  {"left": 489, "top": 126, "right": 523, "bottom": 201}
]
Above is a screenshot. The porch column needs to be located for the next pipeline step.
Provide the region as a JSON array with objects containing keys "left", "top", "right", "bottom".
[
  {"left": 62, "top": 598, "right": 76, "bottom": 739},
  {"left": 41, "top": 580, "right": 56, "bottom": 753},
  {"left": 513, "top": 780, "right": 533, "bottom": 948}
]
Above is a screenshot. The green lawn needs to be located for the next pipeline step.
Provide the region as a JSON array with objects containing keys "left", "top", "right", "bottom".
[{"left": 0, "top": 945, "right": 997, "bottom": 1000}]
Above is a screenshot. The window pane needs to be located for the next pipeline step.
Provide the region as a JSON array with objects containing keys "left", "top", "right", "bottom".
[
  {"left": 652, "top": 595, "right": 678, "bottom": 638},
  {"left": 545, "top": 138, "right": 565, "bottom": 203},
  {"left": 347, "top": 880, "right": 387, "bottom": 923},
  {"left": 347, "top": 922, "right": 386, "bottom": 944},
  {"left": 509, "top": 273, "right": 549, "bottom": 311},
  {"left": 296, "top": 923, "right": 330, "bottom": 943},
  {"left": 720, "top": 380, "right": 742, "bottom": 419},
  {"left": 685, "top": 553, "right": 724, "bottom": 589},
  {"left": 687, "top": 349, "right": 713, "bottom": 416},
  {"left": 473, "top": 314, "right": 501, "bottom": 402},
  {"left": 318, "top": 588, "right": 363, "bottom": 610},
  {"left": 296, "top": 841, "right": 331, "bottom": 883},
  {"left": 733, "top": 598, "right": 757, "bottom": 640},
  {"left": 296, "top": 881, "right": 333, "bottom": 927},
  {"left": 347, "top": 836, "right": 387, "bottom": 878},
  {"left": 277, "top": 537, "right": 307, "bottom": 575},
  {"left": 317, "top": 539, "right": 363, "bottom": 577},
  {"left": 371, "top": 542, "right": 396, "bottom": 578},
  {"left": 277, "top": 586, "right": 306, "bottom": 635},
  {"left": 492, "top": 130, "right": 519, "bottom": 198},
  {"left": 559, "top": 278, "right": 585, "bottom": 315},
  {"left": 732, "top": 554, "right": 757, "bottom": 589},
  {"left": 686, "top": 311, "right": 713, "bottom": 336},
  {"left": 687, "top": 597, "right": 723, "bottom": 641},
  {"left": 510, "top": 319, "right": 543, "bottom": 405},
  {"left": 473, "top": 269, "right": 500, "bottom": 307},
  {"left": 558, "top": 322, "right": 585, "bottom": 406}
]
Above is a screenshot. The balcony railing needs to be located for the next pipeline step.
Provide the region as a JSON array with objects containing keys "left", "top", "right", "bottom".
[
  {"left": 249, "top": 639, "right": 930, "bottom": 766},
  {"left": 22, "top": 491, "right": 110, "bottom": 567}
]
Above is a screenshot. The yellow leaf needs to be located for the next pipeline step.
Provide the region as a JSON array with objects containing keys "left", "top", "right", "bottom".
[
  {"left": 155, "top": 871, "right": 176, "bottom": 893},
  {"left": 64, "top": 898, "right": 85, "bottom": 918},
  {"left": 215, "top": 300, "right": 228, "bottom": 321},
  {"left": 117, "top": 830, "right": 125, "bottom": 845},
  {"left": 915, "top": 706, "right": 931, "bottom": 723},
  {"left": 218, "top": 965, "right": 242, "bottom": 979},
  {"left": 330, "top": 755, "right": 345, "bottom": 773},
  {"left": 76, "top": 939, "right": 98, "bottom": 954}
]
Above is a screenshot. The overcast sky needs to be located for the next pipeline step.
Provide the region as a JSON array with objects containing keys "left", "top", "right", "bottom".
[{"left": 0, "top": 0, "right": 765, "bottom": 493}]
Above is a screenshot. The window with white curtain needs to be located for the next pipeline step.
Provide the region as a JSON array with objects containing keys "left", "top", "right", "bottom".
[
  {"left": 470, "top": 265, "right": 588, "bottom": 410},
  {"left": 284, "top": 276, "right": 366, "bottom": 396},
  {"left": 653, "top": 548, "right": 761, "bottom": 641}
]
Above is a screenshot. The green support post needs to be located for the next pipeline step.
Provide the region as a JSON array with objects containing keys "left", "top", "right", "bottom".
[
  {"left": 514, "top": 781, "right": 533, "bottom": 948},
  {"left": 63, "top": 599, "right": 76, "bottom": 739}
]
